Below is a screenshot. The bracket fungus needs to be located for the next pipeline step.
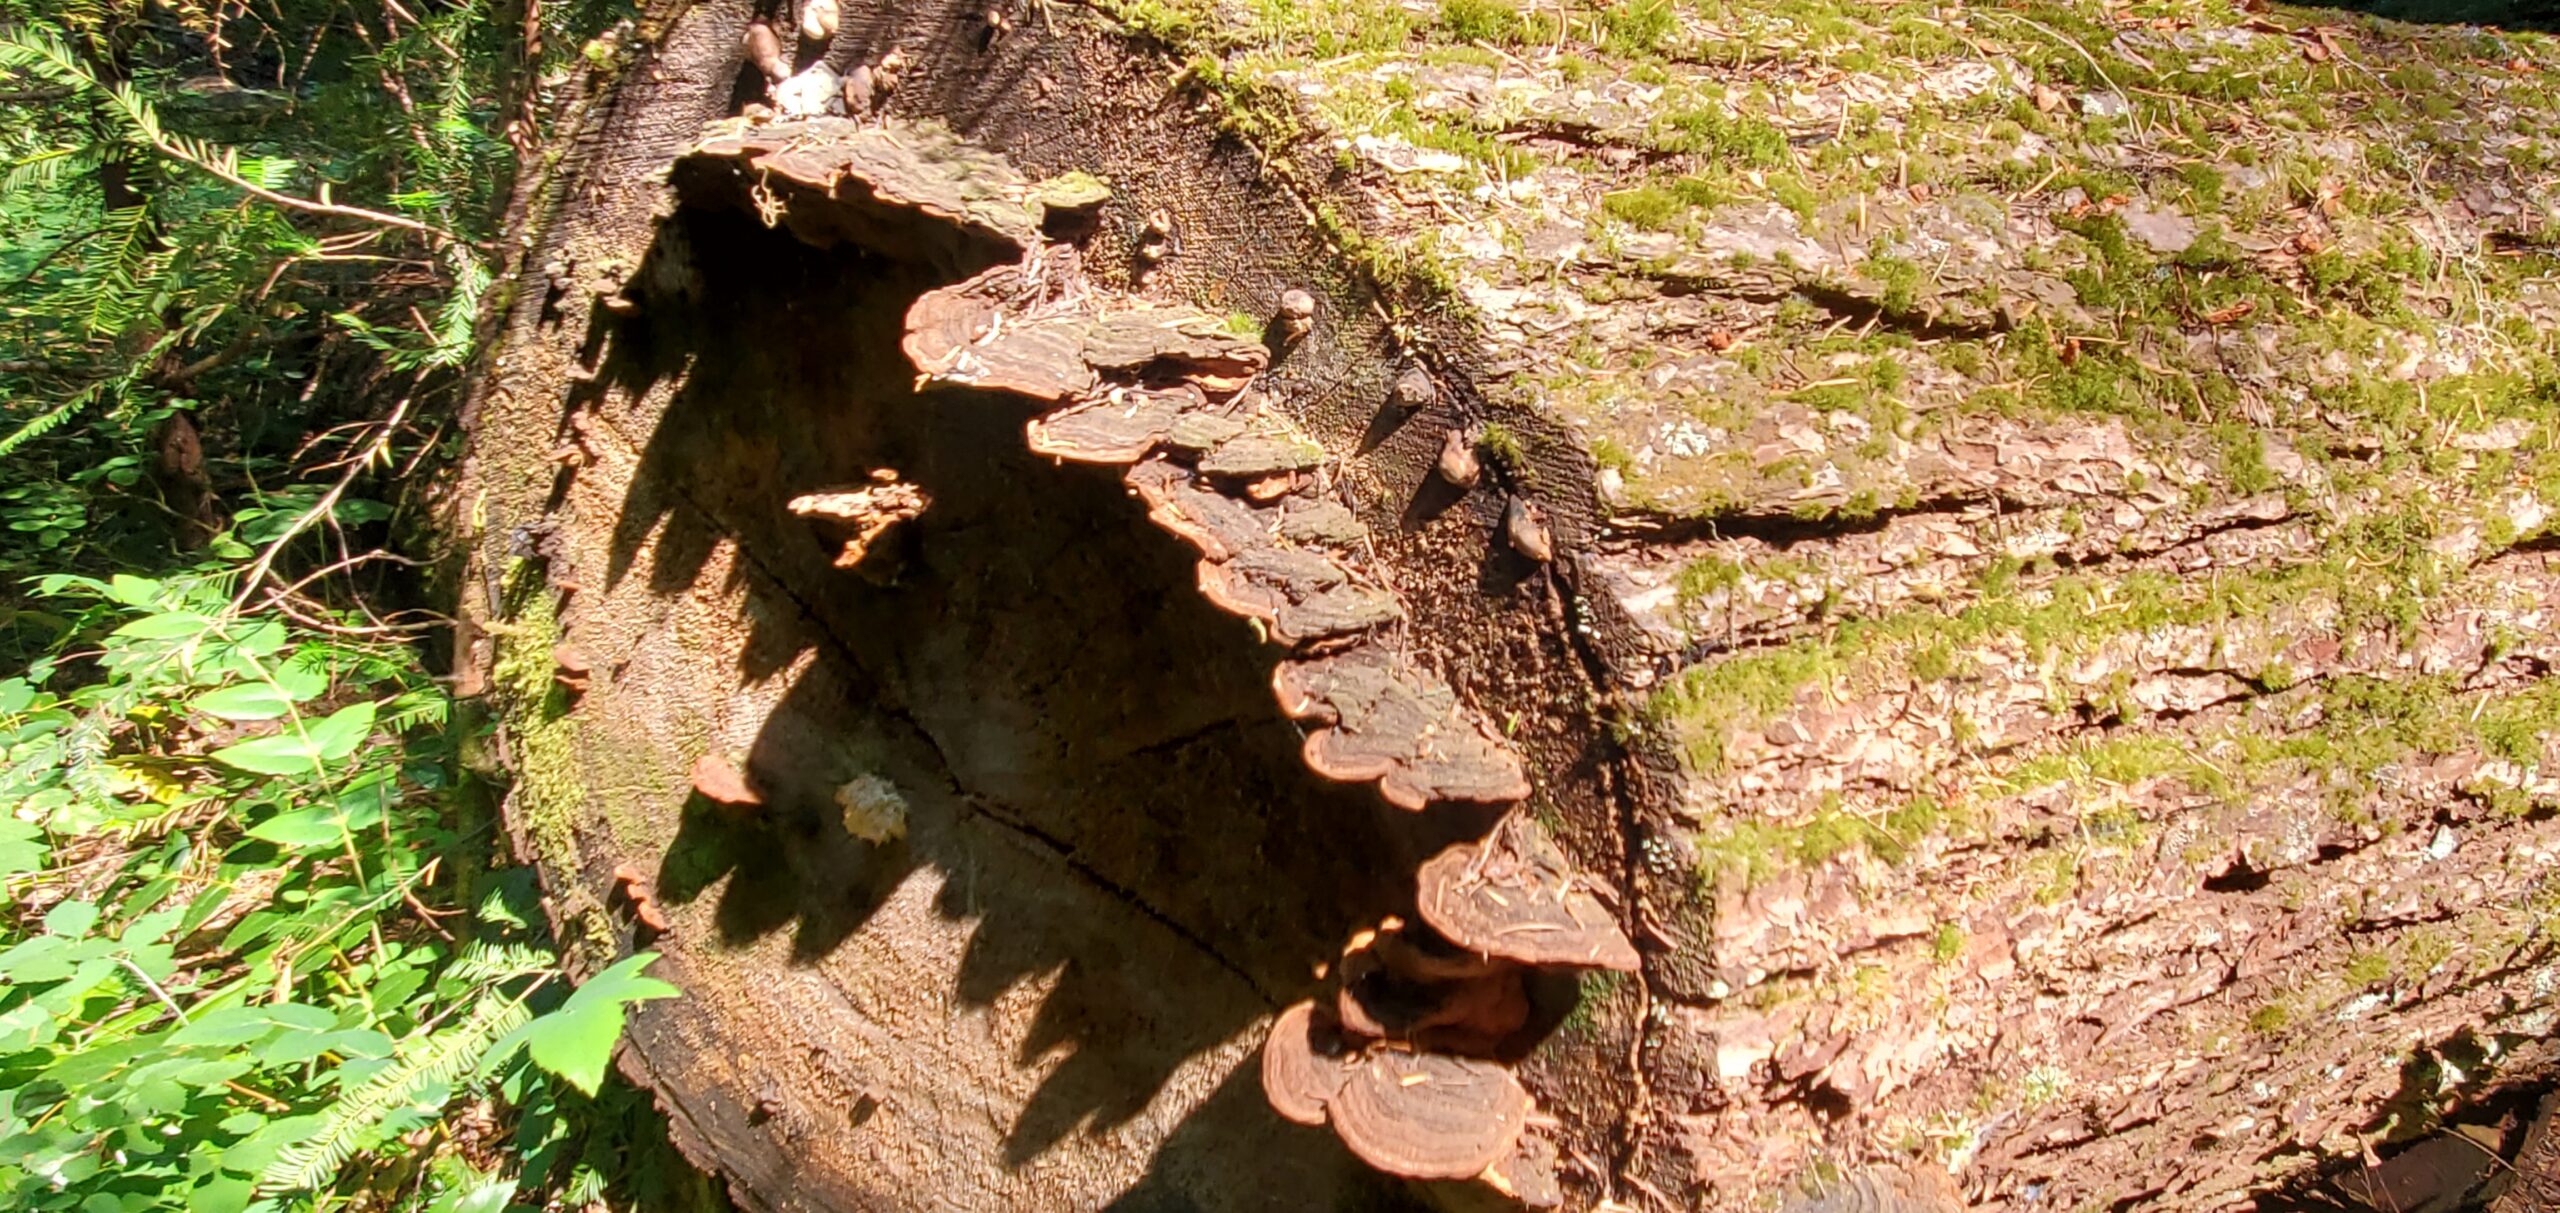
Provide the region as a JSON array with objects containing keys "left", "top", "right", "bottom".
[
  {"left": 1328, "top": 1048, "right": 1531, "bottom": 1181},
  {"left": 689, "top": 753, "right": 764, "bottom": 809},
  {"left": 787, "top": 471, "right": 929, "bottom": 569},
  {"left": 1273, "top": 649, "right": 1531, "bottom": 810},
  {"left": 681, "top": 119, "right": 1052, "bottom": 272},
  {"left": 1417, "top": 820, "right": 1639, "bottom": 972},
  {"left": 1260, "top": 1000, "right": 1355, "bottom": 1127}
]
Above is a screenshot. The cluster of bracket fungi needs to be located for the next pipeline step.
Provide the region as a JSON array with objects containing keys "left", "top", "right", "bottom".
[{"left": 674, "top": 115, "right": 1638, "bottom": 1203}]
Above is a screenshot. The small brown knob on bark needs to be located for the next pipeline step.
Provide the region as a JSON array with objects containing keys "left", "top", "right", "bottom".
[
  {"left": 1277, "top": 289, "right": 1316, "bottom": 343},
  {"left": 800, "top": 0, "right": 839, "bottom": 43},
  {"left": 1503, "top": 496, "right": 1552, "bottom": 563},
  {"left": 1393, "top": 366, "right": 1436, "bottom": 411},
  {"left": 742, "top": 20, "right": 788, "bottom": 82},
  {"left": 1436, "top": 429, "right": 1480, "bottom": 488}
]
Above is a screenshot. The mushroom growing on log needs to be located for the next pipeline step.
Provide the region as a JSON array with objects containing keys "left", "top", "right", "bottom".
[
  {"left": 1327, "top": 1049, "right": 1531, "bottom": 1181},
  {"left": 1416, "top": 819, "right": 1639, "bottom": 973},
  {"left": 1276, "top": 288, "right": 1316, "bottom": 344},
  {"left": 800, "top": 0, "right": 839, "bottom": 42},
  {"left": 1436, "top": 428, "right": 1481, "bottom": 488},
  {"left": 1260, "top": 1000, "right": 1354, "bottom": 1126}
]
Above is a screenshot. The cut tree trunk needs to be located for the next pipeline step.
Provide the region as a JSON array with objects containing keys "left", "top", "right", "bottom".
[{"left": 444, "top": 1, "right": 2560, "bottom": 1210}]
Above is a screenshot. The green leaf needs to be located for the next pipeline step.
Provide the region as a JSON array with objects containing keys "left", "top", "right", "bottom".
[
  {"left": 104, "top": 573, "right": 161, "bottom": 606},
  {"left": 516, "top": 953, "right": 678, "bottom": 1095},
  {"left": 244, "top": 807, "right": 345, "bottom": 849},
  {"left": 113, "top": 611, "right": 215, "bottom": 641},
  {"left": 305, "top": 700, "right": 377, "bottom": 762},
  {"left": 192, "top": 1177, "right": 253, "bottom": 1213},
  {"left": 0, "top": 817, "right": 43, "bottom": 878},
  {"left": 209, "top": 702, "right": 373, "bottom": 776},
  {"left": 208, "top": 732, "right": 322, "bottom": 777},
  {"left": 189, "top": 684, "right": 295, "bottom": 722},
  {"left": 42, "top": 899, "right": 96, "bottom": 937}
]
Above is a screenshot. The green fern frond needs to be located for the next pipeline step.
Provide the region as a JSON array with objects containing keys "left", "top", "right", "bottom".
[
  {"left": 0, "top": 382, "right": 106, "bottom": 461},
  {"left": 445, "top": 940, "right": 555, "bottom": 986},
  {"left": 255, "top": 991, "right": 531, "bottom": 1195}
]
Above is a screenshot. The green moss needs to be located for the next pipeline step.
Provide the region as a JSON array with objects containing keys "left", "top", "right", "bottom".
[
  {"left": 488, "top": 562, "right": 618, "bottom": 967},
  {"left": 1436, "top": 0, "right": 1522, "bottom": 43},
  {"left": 2342, "top": 948, "right": 2392, "bottom": 987},
  {"left": 1479, "top": 421, "right": 1525, "bottom": 468},
  {"left": 1603, "top": 185, "right": 1685, "bottom": 230},
  {"left": 1931, "top": 923, "right": 1967, "bottom": 964},
  {"left": 1655, "top": 105, "right": 1788, "bottom": 165},
  {"left": 1599, "top": 0, "right": 1676, "bottom": 57}
]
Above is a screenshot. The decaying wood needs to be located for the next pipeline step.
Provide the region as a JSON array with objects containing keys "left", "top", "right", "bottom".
[{"left": 447, "top": 0, "right": 2560, "bottom": 1208}]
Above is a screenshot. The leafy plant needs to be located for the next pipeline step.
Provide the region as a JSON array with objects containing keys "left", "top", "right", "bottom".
[
  {"left": 0, "top": 570, "right": 677, "bottom": 1212},
  {"left": 0, "top": 1, "right": 674, "bottom": 1210}
]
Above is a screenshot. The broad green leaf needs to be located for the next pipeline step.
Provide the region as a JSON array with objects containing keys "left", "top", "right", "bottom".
[
  {"left": 104, "top": 573, "right": 161, "bottom": 606},
  {"left": 431, "top": 1177, "right": 516, "bottom": 1213},
  {"left": 208, "top": 732, "right": 324, "bottom": 777},
  {"left": 515, "top": 952, "right": 678, "bottom": 1095},
  {"left": 0, "top": 817, "right": 43, "bottom": 878},
  {"left": 42, "top": 899, "right": 96, "bottom": 937},
  {"left": 304, "top": 701, "right": 377, "bottom": 762},
  {"left": 244, "top": 807, "right": 346, "bottom": 849},
  {"left": 112, "top": 611, "right": 214, "bottom": 641},
  {"left": 192, "top": 1177, "right": 253, "bottom": 1213},
  {"left": 188, "top": 684, "right": 295, "bottom": 722}
]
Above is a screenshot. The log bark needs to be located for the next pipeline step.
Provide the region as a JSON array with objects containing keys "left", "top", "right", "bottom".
[{"left": 444, "top": 1, "right": 2560, "bottom": 1209}]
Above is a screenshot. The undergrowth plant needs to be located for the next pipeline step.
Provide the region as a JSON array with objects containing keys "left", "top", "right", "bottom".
[
  {"left": 0, "top": 568, "right": 675, "bottom": 1213},
  {"left": 0, "top": 1, "right": 674, "bottom": 1210}
]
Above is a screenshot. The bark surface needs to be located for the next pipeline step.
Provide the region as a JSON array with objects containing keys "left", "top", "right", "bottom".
[{"left": 447, "top": 0, "right": 2560, "bottom": 1209}]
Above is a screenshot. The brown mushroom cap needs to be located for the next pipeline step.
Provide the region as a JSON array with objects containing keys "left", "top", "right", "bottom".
[
  {"left": 1279, "top": 289, "right": 1318, "bottom": 320},
  {"left": 1328, "top": 1048, "right": 1530, "bottom": 1180},
  {"left": 742, "top": 20, "right": 788, "bottom": 82},
  {"left": 690, "top": 753, "right": 763, "bottom": 807},
  {"left": 1261, "top": 1001, "right": 1353, "bottom": 1127},
  {"left": 1416, "top": 820, "right": 1639, "bottom": 971},
  {"left": 1023, "top": 386, "right": 1198, "bottom": 464},
  {"left": 1335, "top": 948, "right": 1530, "bottom": 1056},
  {"left": 1271, "top": 649, "right": 1530, "bottom": 810}
]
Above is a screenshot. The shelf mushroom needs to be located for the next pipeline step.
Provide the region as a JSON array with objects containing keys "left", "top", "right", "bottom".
[
  {"left": 1261, "top": 1000, "right": 1355, "bottom": 1126},
  {"left": 1416, "top": 820, "right": 1640, "bottom": 973},
  {"left": 1327, "top": 1049, "right": 1531, "bottom": 1181}
]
